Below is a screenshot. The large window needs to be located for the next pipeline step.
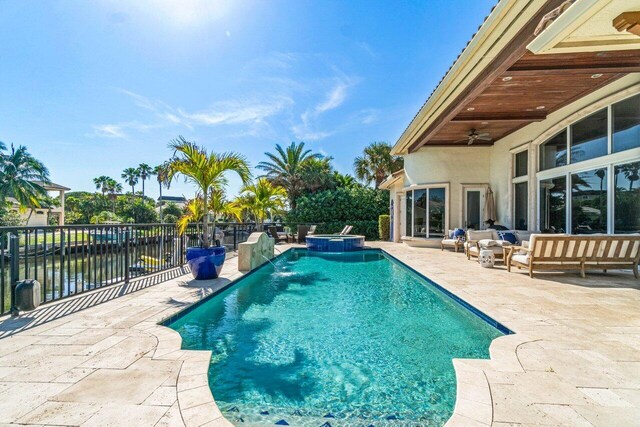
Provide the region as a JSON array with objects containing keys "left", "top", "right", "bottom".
[
  {"left": 514, "top": 150, "right": 528, "bottom": 177},
  {"left": 540, "top": 176, "right": 566, "bottom": 233},
  {"left": 570, "top": 108, "right": 608, "bottom": 164},
  {"left": 413, "top": 189, "right": 427, "bottom": 238},
  {"left": 428, "top": 188, "right": 445, "bottom": 237},
  {"left": 514, "top": 182, "right": 528, "bottom": 230},
  {"left": 404, "top": 187, "right": 447, "bottom": 238},
  {"left": 537, "top": 93, "right": 640, "bottom": 234},
  {"left": 405, "top": 191, "right": 412, "bottom": 237},
  {"left": 539, "top": 130, "right": 567, "bottom": 171},
  {"left": 613, "top": 94, "right": 640, "bottom": 153},
  {"left": 571, "top": 168, "right": 608, "bottom": 234},
  {"left": 614, "top": 161, "right": 640, "bottom": 233}
]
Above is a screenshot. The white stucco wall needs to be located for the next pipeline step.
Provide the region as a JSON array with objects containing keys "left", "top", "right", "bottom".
[{"left": 395, "top": 73, "right": 640, "bottom": 234}]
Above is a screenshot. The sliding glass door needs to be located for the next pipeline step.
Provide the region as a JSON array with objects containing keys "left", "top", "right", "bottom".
[{"left": 404, "top": 186, "right": 447, "bottom": 238}]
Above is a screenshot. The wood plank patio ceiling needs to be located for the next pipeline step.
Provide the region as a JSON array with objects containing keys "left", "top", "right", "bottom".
[{"left": 407, "top": 6, "right": 640, "bottom": 152}]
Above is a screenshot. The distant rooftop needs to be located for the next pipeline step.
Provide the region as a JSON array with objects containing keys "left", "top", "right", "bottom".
[
  {"left": 32, "top": 181, "right": 71, "bottom": 191},
  {"left": 158, "top": 195, "right": 187, "bottom": 202}
]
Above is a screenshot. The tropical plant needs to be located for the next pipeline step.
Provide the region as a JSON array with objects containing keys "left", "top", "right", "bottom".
[
  {"left": 115, "top": 195, "right": 158, "bottom": 223},
  {"left": 121, "top": 168, "right": 139, "bottom": 195},
  {"left": 333, "top": 172, "right": 361, "bottom": 189},
  {"left": 257, "top": 141, "right": 321, "bottom": 208},
  {"left": 93, "top": 176, "right": 112, "bottom": 196},
  {"left": 167, "top": 136, "right": 250, "bottom": 247},
  {"left": 106, "top": 179, "right": 122, "bottom": 212},
  {"left": 154, "top": 162, "right": 173, "bottom": 221},
  {"left": 177, "top": 193, "right": 242, "bottom": 235},
  {"left": 233, "top": 178, "right": 287, "bottom": 229},
  {"left": 378, "top": 214, "right": 390, "bottom": 241},
  {"left": 286, "top": 186, "right": 389, "bottom": 240},
  {"left": 137, "top": 163, "right": 153, "bottom": 197},
  {"left": 162, "top": 202, "right": 183, "bottom": 219},
  {"left": 0, "top": 142, "right": 51, "bottom": 210},
  {"left": 90, "top": 210, "right": 123, "bottom": 224},
  {"left": 300, "top": 157, "right": 335, "bottom": 194},
  {"left": 353, "top": 141, "right": 403, "bottom": 187}
]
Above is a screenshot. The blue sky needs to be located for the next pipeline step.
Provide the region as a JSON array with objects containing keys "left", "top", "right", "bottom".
[{"left": 0, "top": 0, "right": 495, "bottom": 199}]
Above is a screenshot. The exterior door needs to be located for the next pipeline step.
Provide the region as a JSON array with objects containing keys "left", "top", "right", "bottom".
[{"left": 464, "top": 187, "right": 485, "bottom": 229}]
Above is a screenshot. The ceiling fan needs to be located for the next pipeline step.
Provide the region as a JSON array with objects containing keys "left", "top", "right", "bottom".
[{"left": 455, "top": 129, "right": 492, "bottom": 145}]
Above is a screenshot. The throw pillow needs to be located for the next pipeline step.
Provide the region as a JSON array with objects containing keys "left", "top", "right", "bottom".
[{"left": 497, "top": 231, "right": 517, "bottom": 244}]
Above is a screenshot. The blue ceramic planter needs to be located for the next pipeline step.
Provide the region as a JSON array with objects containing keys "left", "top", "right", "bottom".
[{"left": 186, "top": 246, "right": 226, "bottom": 280}]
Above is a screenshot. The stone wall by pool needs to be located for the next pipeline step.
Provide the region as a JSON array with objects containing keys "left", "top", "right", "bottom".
[{"left": 306, "top": 235, "right": 365, "bottom": 252}]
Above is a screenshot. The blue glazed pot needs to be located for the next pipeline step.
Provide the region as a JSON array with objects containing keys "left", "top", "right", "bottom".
[{"left": 186, "top": 246, "right": 226, "bottom": 280}]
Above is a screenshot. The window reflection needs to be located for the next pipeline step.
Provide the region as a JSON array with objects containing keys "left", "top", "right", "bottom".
[
  {"left": 514, "top": 182, "right": 528, "bottom": 230},
  {"left": 614, "top": 161, "right": 640, "bottom": 233},
  {"left": 413, "top": 189, "right": 427, "bottom": 238},
  {"left": 428, "top": 188, "right": 445, "bottom": 237},
  {"left": 613, "top": 94, "right": 640, "bottom": 153},
  {"left": 570, "top": 109, "right": 608, "bottom": 163},
  {"left": 571, "top": 168, "right": 607, "bottom": 234},
  {"left": 539, "top": 130, "right": 567, "bottom": 171},
  {"left": 405, "top": 191, "right": 412, "bottom": 237},
  {"left": 540, "top": 176, "right": 566, "bottom": 233}
]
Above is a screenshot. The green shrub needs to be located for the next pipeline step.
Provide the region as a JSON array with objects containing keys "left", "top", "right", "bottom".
[
  {"left": 378, "top": 214, "right": 390, "bottom": 241},
  {"left": 286, "top": 186, "right": 389, "bottom": 240}
]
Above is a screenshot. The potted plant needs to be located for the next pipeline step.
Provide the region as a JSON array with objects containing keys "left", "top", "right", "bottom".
[{"left": 168, "top": 136, "right": 250, "bottom": 280}]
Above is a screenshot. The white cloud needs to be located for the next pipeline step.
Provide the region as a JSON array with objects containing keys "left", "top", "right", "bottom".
[
  {"left": 177, "top": 97, "right": 293, "bottom": 126},
  {"left": 225, "top": 30, "right": 231, "bottom": 38},
  {"left": 92, "top": 124, "right": 126, "bottom": 138},
  {"left": 315, "top": 82, "right": 349, "bottom": 114}
]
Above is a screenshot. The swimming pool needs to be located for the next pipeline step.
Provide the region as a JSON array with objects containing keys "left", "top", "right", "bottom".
[{"left": 166, "top": 249, "right": 506, "bottom": 426}]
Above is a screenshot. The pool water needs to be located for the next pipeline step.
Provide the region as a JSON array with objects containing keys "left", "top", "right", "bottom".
[{"left": 167, "top": 250, "right": 503, "bottom": 426}]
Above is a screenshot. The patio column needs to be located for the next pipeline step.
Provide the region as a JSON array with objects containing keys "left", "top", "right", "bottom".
[{"left": 59, "top": 189, "right": 65, "bottom": 225}]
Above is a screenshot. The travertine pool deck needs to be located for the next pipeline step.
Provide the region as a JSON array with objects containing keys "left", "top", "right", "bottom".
[{"left": 0, "top": 242, "right": 639, "bottom": 426}]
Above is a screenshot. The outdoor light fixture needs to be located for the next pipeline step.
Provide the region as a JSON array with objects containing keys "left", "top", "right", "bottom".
[
  {"left": 536, "top": 105, "right": 546, "bottom": 110},
  {"left": 502, "top": 76, "right": 512, "bottom": 81},
  {"left": 591, "top": 73, "right": 603, "bottom": 79},
  {"left": 466, "top": 107, "right": 475, "bottom": 111}
]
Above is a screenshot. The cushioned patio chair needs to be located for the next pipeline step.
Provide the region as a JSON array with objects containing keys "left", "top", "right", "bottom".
[{"left": 441, "top": 229, "right": 465, "bottom": 252}]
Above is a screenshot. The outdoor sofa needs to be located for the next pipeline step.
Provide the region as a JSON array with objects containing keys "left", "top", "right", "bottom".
[
  {"left": 465, "top": 229, "right": 537, "bottom": 261},
  {"left": 506, "top": 233, "right": 640, "bottom": 278}
]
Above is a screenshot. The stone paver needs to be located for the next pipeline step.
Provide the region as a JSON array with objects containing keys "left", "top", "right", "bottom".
[{"left": 0, "top": 243, "right": 638, "bottom": 426}]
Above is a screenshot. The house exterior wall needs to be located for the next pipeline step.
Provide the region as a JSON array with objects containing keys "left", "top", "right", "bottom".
[{"left": 393, "top": 73, "right": 640, "bottom": 239}]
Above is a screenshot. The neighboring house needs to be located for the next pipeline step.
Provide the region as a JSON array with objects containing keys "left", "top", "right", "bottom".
[
  {"left": 381, "top": 0, "right": 640, "bottom": 246},
  {"left": 9, "top": 181, "right": 70, "bottom": 226},
  {"left": 157, "top": 196, "right": 187, "bottom": 210}
]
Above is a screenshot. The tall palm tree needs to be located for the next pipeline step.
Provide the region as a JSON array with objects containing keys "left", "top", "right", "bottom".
[
  {"left": 177, "top": 192, "right": 242, "bottom": 234},
  {"left": 121, "top": 168, "right": 139, "bottom": 195},
  {"left": 137, "top": 163, "right": 153, "bottom": 197},
  {"left": 167, "top": 136, "right": 250, "bottom": 247},
  {"left": 0, "top": 142, "right": 50, "bottom": 209},
  {"left": 106, "top": 179, "right": 122, "bottom": 212},
  {"left": 353, "top": 141, "right": 404, "bottom": 187},
  {"left": 233, "top": 178, "right": 287, "bottom": 230},
  {"left": 154, "top": 162, "right": 173, "bottom": 222},
  {"left": 257, "top": 141, "right": 320, "bottom": 209},
  {"left": 93, "top": 176, "right": 111, "bottom": 196}
]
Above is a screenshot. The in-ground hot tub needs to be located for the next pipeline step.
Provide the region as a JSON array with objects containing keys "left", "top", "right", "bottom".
[{"left": 306, "top": 234, "right": 365, "bottom": 252}]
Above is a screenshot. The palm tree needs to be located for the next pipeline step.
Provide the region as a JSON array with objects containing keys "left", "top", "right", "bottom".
[
  {"left": 0, "top": 142, "right": 50, "bottom": 210},
  {"left": 333, "top": 171, "right": 360, "bottom": 188},
  {"left": 353, "top": 141, "right": 404, "bottom": 187},
  {"left": 167, "top": 136, "right": 250, "bottom": 247},
  {"left": 154, "top": 162, "right": 173, "bottom": 222},
  {"left": 137, "top": 163, "right": 153, "bottom": 197},
  {"left": 93, "top": 176, "right": 111, "bottom": 196},
  {"left": 257, "top": 141, "right": 321, "bottom": 209},
  {"left": 177, "top": 193, "right": 242, "bottom": 235},
  {"left": 106, "top": 179, "right": 122, "bottom": 212},
  {"left": 121, "top": 168, "right": 139, "bottom": 195},
  {"left": 233, "top": 178, "right": 287, "bottom": 230},
  {"left": 300, "top": 157, "right": 335, "bottom": 193}
]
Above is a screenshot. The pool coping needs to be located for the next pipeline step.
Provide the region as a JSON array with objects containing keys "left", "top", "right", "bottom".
[{"left": 151, "top": 246, "right": 526, "bottom": 427}]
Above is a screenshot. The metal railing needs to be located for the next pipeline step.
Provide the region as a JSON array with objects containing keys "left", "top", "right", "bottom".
[{"left": 0, "top": 222, "right": 276, "bottom": 316}]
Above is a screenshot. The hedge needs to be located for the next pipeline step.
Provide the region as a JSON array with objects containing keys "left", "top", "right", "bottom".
[
  {"left": 378, "top": 214, "right": 390, "bottom": 241},
  {"left": 286, "top": 186, "right": 389, "bottom": 240}
]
